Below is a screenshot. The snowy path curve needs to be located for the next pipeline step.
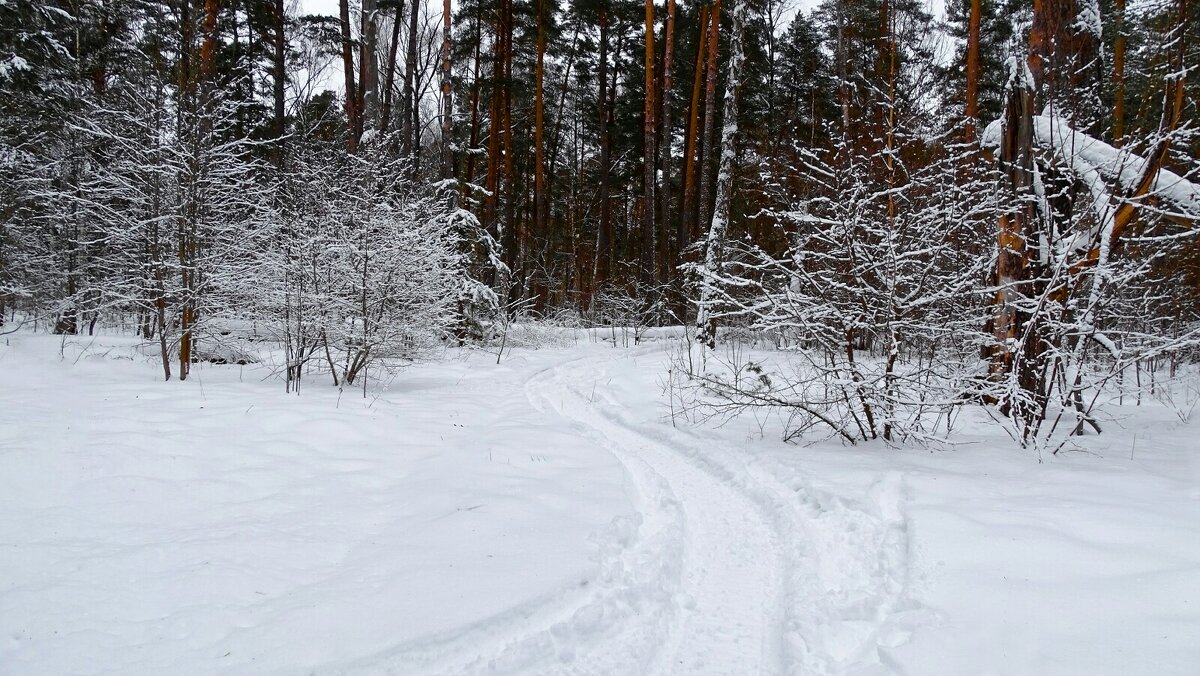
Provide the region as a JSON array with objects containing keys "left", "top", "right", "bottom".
[
  {"left": 531, "top": 348, "right": 791, "bottom": 674},
  {"left": 352, "top": 345, "right": 915, "bottom": 675}
]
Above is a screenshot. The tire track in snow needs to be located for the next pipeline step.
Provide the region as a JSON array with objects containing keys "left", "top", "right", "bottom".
[
  {"left": 344, "top": 346, "right": 917, "bottom": 675},
  {"left": 549, "top": 345, "right": 921, "bottom": 674},
  {"left": 545, "top": 350, "right": 790, "bottom": 674},
  {"left": 338, "top": 353, "right": 688, "bottom": 675}
]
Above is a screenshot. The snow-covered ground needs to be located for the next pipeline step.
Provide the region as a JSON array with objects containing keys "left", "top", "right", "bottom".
[{"left": 1, "top": 332, "right": 1198, "bottom": 674}]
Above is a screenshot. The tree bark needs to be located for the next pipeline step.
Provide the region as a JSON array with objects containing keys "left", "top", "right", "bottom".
[
  {"left": 659, "top": 0, "right": 677, "bottom": 278},
  {"left": 963, "top": 0, "right": 982, "bottom": 141},
  {"left": 1111, "top": 0, "right": 1126, "bottom": 144},
  {"left": 592, "top": 7, "right": 614, "bottom": 298},
  {"left": 339, "top": 0, "right": 360, "bottom": 152},
  {"left": 179, "top": 0, "right": 220, "bottom": 382},
  {"left": 534, "top": 0, "right": 548, "bottom": 273},
  {"left": 273, "top": 0, "right": 286, "bottom": 165},
  {"left": 680, "top": 3, "right": 709, "bottom": 248},
  {"left": 440, "top": 0, "right": 454, "bottom": 182},
  {"left": 696, "top": 0, "right": 721, "bottom": 239},
  {"left": 990, "top": 64, "right": 1039, "bottom": 421},
  {"left": 696, "top": 0, "right": 743, "bottom": 349},
  {"left": 641, "top": 0, "right": 657, "bottom": 284},
  {"left": 359, "top": 0, "right": 380, "bottom": 128},
  {"left": 402, "top": 0, "right": 421, "bottom": 163},
  {"left": 464, "top": 8, "right": 483, "bottom": 187},
  {"left": 380, "top": 0, "right": 404, "bottom": 133},
  {"left": 500, "top": 0, "right": 519, "bottom": 297},
  {"left": 483, "top": 1, "right": 507, "bottom": 241},
  {"left": 836, "top": 0, "right": 850, "bottom": 132}
]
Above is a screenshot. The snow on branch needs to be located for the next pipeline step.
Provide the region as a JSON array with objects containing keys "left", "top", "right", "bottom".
[{"left": 981, "top": 115, "right": 1200, "bottom": 222}]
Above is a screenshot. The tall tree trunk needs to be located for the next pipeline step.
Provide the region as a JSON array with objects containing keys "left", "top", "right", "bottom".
[
  {"left": 696, "top": 0, "right": 722, "bottom": 239},
  {"left": 695, "top": 0, "right": 743, "bottom": 348},
  {"left": 464, "top": 9, "right": 483, "bottom": 187},
  {"left": 339, "top": 0, "right": 360, "bottom": 152},
  {"left": 680, "top": 3, "right": 709, "bottom": 248},
  {"left": 483, "top": 10, "right": 505, "bottom": 242},
  {"left": 180, "top": 0, "right": 220, "bottom": 382},
  {"left": 440, "top": 0, "right": 454, "bottom": 183},
  {"left": 990, "top": 58, "right": 1039, "bottom": 422},
  {"left": 402, "top": 0, "right": 421, "bottom": 163},
  {"left": 501, "top": 0, "right": 519, "bottom": 298},
  {"left": 547, "top": 26, "right": 582, "bottom": 173},
  {"left": 963, "top": 0, "right": 982, "bottom": 141},
  {"left": 180, "top": 0, "right": 192, "bottom": 106},
  {"left": 380, "top": 0, "right": 404, "bottom": 133},
  {"left": 836, "top": 0, "right": 850, "bottom": 132},
  {"left": 199, "top": 0, "right": 218, "bottom": 80},
  {"left": 167, "top": 0, "right": 192, "bottom": 381},
  {"left": 641, "top": 0, "right": 657, "bottom": 285},
  {"left": 882, "top": 0, "right": 898, "bottom": 441},
  {"left": 273, "top": 0, "right": 286, "bottom": 165},
  {"left": 359, "top": 0, "right": 380, "bottom": 128},
  {"left": 546, "top": 25, "right": 581, "bottom": 229},
  {"left": 1111, "top": 0, "right": 1126, "bottom": 144},
  {"left": 658, "top": 0, "right": 677, "bottom": 278},
  {"left": 592, "top": 8, "right": 613, "bottom": 299},
  {"left": 533, "top": 0, "right": 548, "bottom": 278}
]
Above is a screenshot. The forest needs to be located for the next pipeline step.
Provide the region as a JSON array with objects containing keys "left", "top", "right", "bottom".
[
  {"left": 3, "top": 1, "right": 1200, "bottom": 672},
  {"left": 1, "top": 0, "right": 1198, "bottom": 444}
]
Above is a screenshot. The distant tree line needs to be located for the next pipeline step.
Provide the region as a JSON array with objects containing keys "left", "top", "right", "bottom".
[{"left": 1, "top": 0, "right": 1196, "bottom": 440}]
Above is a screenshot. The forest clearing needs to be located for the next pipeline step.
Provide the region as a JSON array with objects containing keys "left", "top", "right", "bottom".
[{"left": 2, "top": 0, "right": 1198, "bottom": 672}]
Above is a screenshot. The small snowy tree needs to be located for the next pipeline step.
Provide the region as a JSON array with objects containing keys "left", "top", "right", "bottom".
[{"left": 272, "top": 137, "right": 468, "bottom": 390}]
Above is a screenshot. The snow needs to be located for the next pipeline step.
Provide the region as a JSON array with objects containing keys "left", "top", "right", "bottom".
[
  {"left": 1072, "top": 0, "right": 1103, "bottom": 39},
  {"left": 771, "top": 427, "right": 1200, "bottom": 675},
  {"left": 981, "top": 115, "right": 1200, "bottom": 221},
  {"left": 0, "top": 55, "right": 30, "bottom": 80},
  {"left": 0, "top": 333, "right": 631, "bottom": 674},
  {"left": 651, "top": 342, "right": 1200, "bottom": 675},
  {"left": 2, "top": 331, "right": 1199, "bottom": 674}
]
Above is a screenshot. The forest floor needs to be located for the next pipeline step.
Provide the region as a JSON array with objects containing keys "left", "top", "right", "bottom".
[{"left": 1, "top": 330, "right": 1198, "bottom": 675}]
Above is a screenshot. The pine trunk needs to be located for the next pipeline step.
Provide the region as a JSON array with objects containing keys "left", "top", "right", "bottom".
[
  {"left": 593, "top": 9, "right": 614, "bottom": 298},
  {"left": 1111, "top": 0, "right": 1126, "bottom": 144},
  {"left": 696, "top": 0, "right": 743, "bottom": 348},
  {"left": 483, "top": 2, "right": 507, "bottom": 241},
  {"left": 339, "top": 0, "right": 360, "bottom": 152},
  {"left": 641, "top": 0, "right": 657, "bottom": 285},
  {"left": 696, "top": 0, "right": 721, "bottom": 239},
  {"left": 380, "top": 1, "right": 404, "bottom": 133},
  {"left": 659, "top": 0, "right": 677, "bottom": 278},
  {"left": 359, "top": 0, "right": 380, "bottom": 127},
  {"left": 404, "top": 0, "right": 421, "bottom": 164},
  {"left": 534, "top": 0, "right": 547, "bottom": 270},
  {"left": 964, "top": 0, "right": 982, "bottom": 141},
  {"left": 440, "top": 0, "right": 454, "bottom": 182},
  {"left": 273, "top": 0, "right": 286, "bottom": 164},
  {"left": 680, "top": 4, "right": 709, "bottom": 248}
]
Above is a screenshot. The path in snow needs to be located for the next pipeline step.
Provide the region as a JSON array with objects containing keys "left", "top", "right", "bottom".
[
  {"left": 533, "top": 349, "right": 789, "bottom": 674},
  {"left": 9, "top": 334, "right": 1197, "bottom": 674},
  {"left": 365, "top": 345, "right": 915, "bottom": 675},
  {"left": 553, "top": 349, "right": 793, "bottom": 674}
]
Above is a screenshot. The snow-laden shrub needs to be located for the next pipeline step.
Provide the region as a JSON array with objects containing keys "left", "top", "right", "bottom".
[
  {"left": 252, "top": 142, "right": 471, "bottom": 389},
  {"left": 682, "top": 132, "right": 994, "bottom": 444}
]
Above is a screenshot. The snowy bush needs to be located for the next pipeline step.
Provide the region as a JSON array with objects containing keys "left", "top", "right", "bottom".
[{"left": 270, "top": 141, "right": 468, "bottom": 389}]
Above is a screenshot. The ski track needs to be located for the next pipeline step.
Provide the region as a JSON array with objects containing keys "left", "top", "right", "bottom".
[{"left": 344, "top": 345, "right": 917, "bottom": 675}]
